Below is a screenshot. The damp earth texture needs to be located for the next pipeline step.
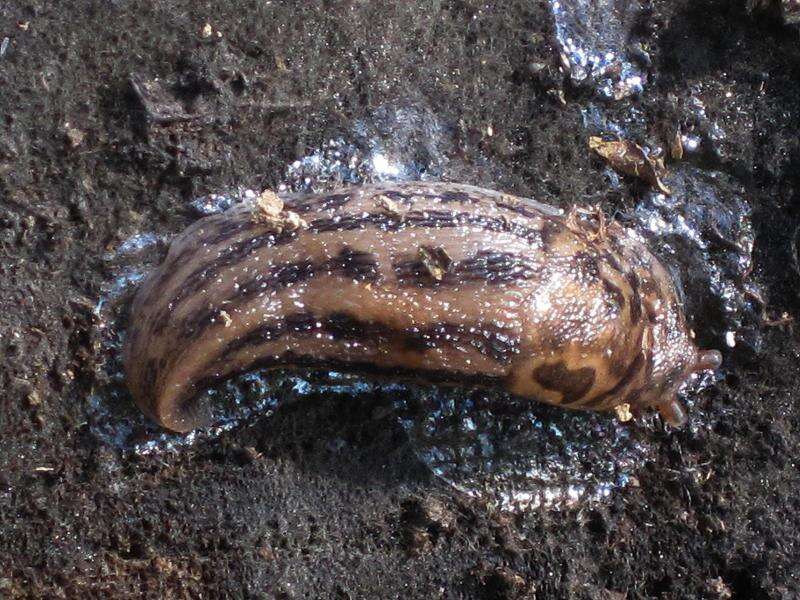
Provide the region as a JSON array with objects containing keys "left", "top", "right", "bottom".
[{"left": 1, "top": 1, "right": 800, "bottom": 598}]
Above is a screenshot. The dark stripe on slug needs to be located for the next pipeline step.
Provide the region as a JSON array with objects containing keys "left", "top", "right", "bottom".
[
  {"left": 394, "top": 250, "right": 541, "bottom": 286},
  {"left": 492, "top": 198, "right": 549, "bottom": 220},
  {"left": 377, "top": 190, "right": 478, "bottom": 205},
  {"left": 602, "top": 250, "right": 624, "bottom": 273},
  {"left": 172, "top": 247, "right": 382, "bottom": 343},
  {"left": 163, "top": 217, "right": 261, "bottom": 275},
  {"left": 387, "top": 210, "right": 543, "bottom": 241},
  {"left": 220, "top": 311, "right": 520, "bottom": 365},
  {"left": 405, "top": 322, "right": 520, "bottom": 363},
  {"left": 608, "top": 325, "right": 646, "bottom": 378},
  {"left": 308, "top": 210, "right": 544, "bottom": 242},
  {"left": 146, "top": 217, "right": 257, "bottom": 304},
  {"left": 144, "top": 222, "right": 236, "bottom": 295},
  {"left": 625, "top": 271, "right": 642, "bottom": 325},
  {"left": 139, "top": 358, "right": 159, "bottom": 405},
  {"left": 532, "top": 362, "right": 596, "bottom": 403},
  {"left": 622, "top": 388, "right": 643, "bottom": 408},
  {"left": 286, "top": 193, "right": 352, "bottom": 214},
  {"left": 152, "top": 210, "right": 546, "bottom": 334},
  {"left": 599, "top": 275, "right": 626, "bottom": 311},
  {"left": 372, "top": 188, "right": 551, "bottom": 222},
  {"left": 197, "top": 218, "right": 260, "bottom": 247},
  {"left": 437, "top": 191, "right": 475, "bottom": 204},
  {"left": 149, "top": 228, "right": 299, "bottom": 333}
]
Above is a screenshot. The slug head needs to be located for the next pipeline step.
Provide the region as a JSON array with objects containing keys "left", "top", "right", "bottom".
[{"left": 634, "top": 275, "right": 723, "bottom": 427}]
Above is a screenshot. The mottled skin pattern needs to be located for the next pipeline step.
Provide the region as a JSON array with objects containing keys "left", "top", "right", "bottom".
[{"left": 124, "top": 182, "right": 722, "bottom": 433}]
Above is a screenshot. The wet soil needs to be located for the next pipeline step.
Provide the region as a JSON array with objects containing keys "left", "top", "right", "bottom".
[{"left": 1, "top": 0, "right": 800, "bottom": 597}]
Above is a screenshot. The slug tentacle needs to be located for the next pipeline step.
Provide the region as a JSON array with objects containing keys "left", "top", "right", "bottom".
[
  {"left": 658, "top": 398, "right": 688, "bottom": 428},
  {"left": 695, "top": 349, "right": 723, "bottom": 372},
  {"left": 123, "top": 182, "right": 721, "bottom": 433}
]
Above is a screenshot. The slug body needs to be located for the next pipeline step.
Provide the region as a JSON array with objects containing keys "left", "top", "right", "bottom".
[{"left": 124, "top": 182, "right": 721, "bottom": 432}]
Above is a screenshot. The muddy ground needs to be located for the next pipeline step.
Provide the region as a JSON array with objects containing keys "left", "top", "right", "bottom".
[{"left": 1, "top": 0, "right": 800, "bottom": 598}]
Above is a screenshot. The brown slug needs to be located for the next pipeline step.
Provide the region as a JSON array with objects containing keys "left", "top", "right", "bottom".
[{"left": 123, "top": 182, "right": 722, "bottom": 433}]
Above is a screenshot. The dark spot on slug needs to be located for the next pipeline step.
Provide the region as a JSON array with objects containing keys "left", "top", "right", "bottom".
[
  {"left": 533, "top": 361, "right": 596, "bottom": 403},
  {"left": 328, "top": 246, "right": 382, "bottom": 281}
]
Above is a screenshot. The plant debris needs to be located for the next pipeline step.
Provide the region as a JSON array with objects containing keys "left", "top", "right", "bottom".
[
  {"left": 375, "top": 194, "right": 402, "bottom": 218},
  {"left": 614, "top": 403, "right": 633, "bottom": 422},
  {"left": 418, "top": 246, "right": 453, "bottom": 281},
  {"left": 63, "top": 124, "right": 85, "bottom": 149},
  {"left": 670, "top": 129, "right": 684, "bottom": 161},
  {"left": 589, "top": 136, "right": 671, "bottom": 194},
  {"left": 250, "top": 189, "right": 307, "bottom": 232}
]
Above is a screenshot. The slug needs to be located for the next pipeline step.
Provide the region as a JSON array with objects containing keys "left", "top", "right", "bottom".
[{"left": 123, "top": 182, "right": 722, "bottom": 433}]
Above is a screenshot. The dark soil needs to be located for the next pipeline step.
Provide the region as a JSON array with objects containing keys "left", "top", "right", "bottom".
[{"left": 1, "top": 0, "right": 799, "bottom": 598}]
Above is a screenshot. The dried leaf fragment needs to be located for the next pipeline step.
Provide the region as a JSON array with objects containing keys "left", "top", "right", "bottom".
[
  {"left": 251, "top": 189, "right": 307, "bottom": 232},
  {"left": 670, "top": 129, "right": 684, "bottom": 161},
  {"left": 281, "top": 210, "right": 306, "bottom": 232},
  {"left": 375, "top": 194, "right": 402, "bottom": 218},
  {"left": 254, "top": 189, "right": 284, "bottom": 218},
  {"left": 566, "top": 205, "right": 608, "bottom": 242},
  {"left": 589, "top": 136, "right": 671, "bottom": 195},
  {"left": 547, "top": 88, "right": 567, "bottom": 106},
  {"left": 64, "top": 124, "right": 84, "bottom": 148},
  {"left": 418, "top": 246, "right": 452, "bottom": 281},
  {"left": 614, "top": 403, "right": 633, "bottom": 422}
]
